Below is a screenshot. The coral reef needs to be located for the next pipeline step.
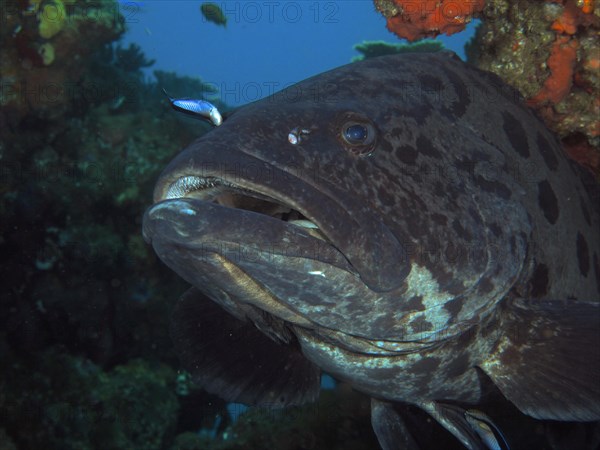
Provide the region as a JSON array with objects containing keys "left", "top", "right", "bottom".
[
  {"left": 115, "top": 43, "right": 156, "bottom": 73},
  {"left": 528, "top": 35, "right": 578, "bottom": 105},
  {"left": 38, "top": 0, "right": 68, "bottom": 39},
  {"left": 466, "top": 0, "right": 600, "bottom": 175},
  {"left": 374, "top": 0, "right": 485, "bottom": 41},
  {"left": 352, "top": 39, "right": 444, "bottom": 61},
  {"left": 38, "top": 42, "right": 55, "bottom": 65},
  {"left": 372, "top": 0, "right": 599, "bottom": 175},
  {"left": 154, "top": 70, "right": 221, "bottom": 104},
  {"left": 0, "top": 3, "right": 235, "bottom": 448},
  {"left": 0, "top": 349, "right": 178, "bottom": 450},
  {"left": 0, "top": 0, "right": 125, "bottom": 125},
  {"left": 168, "top": 385, "right": 382, "bottom": 450}
]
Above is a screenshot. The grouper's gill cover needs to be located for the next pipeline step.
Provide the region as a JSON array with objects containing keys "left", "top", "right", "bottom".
[{"left": 143, "top": 52, "right": 600, "bottom": 450}]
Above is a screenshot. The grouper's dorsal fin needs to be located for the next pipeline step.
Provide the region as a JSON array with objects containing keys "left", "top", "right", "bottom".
[
  {"left": 479, "top": 298, "right": 600, "bottom": 421},
  {"left": 170, "top": 287, "right": 321, "bottom": 407}
]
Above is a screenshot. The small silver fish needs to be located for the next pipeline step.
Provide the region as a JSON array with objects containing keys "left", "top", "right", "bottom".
[
  {"left": 465, "top": 409, "right": 510, "bottom": 450},
  {"left": 162, "top": 88, "right": 222, "bottom": 126}
]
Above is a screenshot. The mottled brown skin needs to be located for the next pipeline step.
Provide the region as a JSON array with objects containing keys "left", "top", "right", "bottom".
[{"left": 143, "top": 53, "right": 600, "bottom": 449}]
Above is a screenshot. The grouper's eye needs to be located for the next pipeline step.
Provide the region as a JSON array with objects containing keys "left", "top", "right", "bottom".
[
  {"left": 343, "top": 123, "right": 370, "bottom": 144},
  {"left": 336, "top": 112, "right": 377, "bottom": 156}
]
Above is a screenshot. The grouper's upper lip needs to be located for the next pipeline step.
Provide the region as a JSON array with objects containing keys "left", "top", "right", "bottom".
[
  {"left": 163, "top": 175, "right": 235, "bottom": 200},
  {"left": 163, "top": 175, "right": 282, "bottom": 206}
]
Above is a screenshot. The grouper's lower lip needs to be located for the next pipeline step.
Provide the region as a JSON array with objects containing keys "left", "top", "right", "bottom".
[
  {"left": 142, "top": 197, "right": 354, "bottom": 273},
  {"left": 142, "top": 196, "right": 357, "bottom": 328}
]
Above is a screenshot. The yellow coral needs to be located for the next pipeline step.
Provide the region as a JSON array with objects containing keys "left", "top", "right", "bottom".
[
  {"left": 38, "top": 1, "right": 67, "bottom": 39},
  {"left": 38, "top": 43, "right": 55, "bottom": 65}
]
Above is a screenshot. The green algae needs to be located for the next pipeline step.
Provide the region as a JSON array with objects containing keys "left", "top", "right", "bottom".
[{"left": 352, "top": 40, "right": 444, "bottom": 62}]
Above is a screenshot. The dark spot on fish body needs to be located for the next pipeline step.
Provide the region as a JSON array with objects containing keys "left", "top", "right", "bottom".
[
  {"left": 489, "top": 223, "right": 502, "bottom": 238},
  {"left": 418, "top": 74, "right": 443, "bottom": 104},
  {"left": 410, "top": 356, "right": 441, "bottom": 374},
  {"left": 361, "top": 84, "right": 387, "bottom": 100},
  {"left": 415, "top": 163, "right": 432, "bottom": 184},
  {"left": 377, "top": 137, "right": 394, "bottom": 157},
  {"left": 377, "top": 186, "right": 396, "bottom": 207},
  {"left": 370, "top": 366, "right": 406, "bottom": 382},
  {"left": 465, "top": 69, "right": 499, "bottom": 103},
  {"left": 593, "top": 253, "right": 600, "bottom": 293},
  {"left": 406, "top": 190, "right": 428, "bottom": 212},
  {"left": 371, "top": 315, "right": 403, "bottom": 338},
  {"left": 355, "top": 158, "right": 368, "bottom": 175},
  {"left": 395, "top": 144, "right": 418, "bottom": 165},
  {"left": 444, "top": 297, "right": 463, "bottom": 318},
  {"left": 530, "top": 263, "right": 550, "bottom": 297},
  {"left": 444, "top": 352, "right": 471, "bottom": 379},
  {"left": 406, "top": 295, "right": 426, "bottom": 312},
  {"left": 468, "top": 65, "right": 523, "bottom": 105},
  {"left": 536, "top": 131, "right": 559, "bottom": 171},
  {"left": 433, "top": 181, "right": 445, "bottom": 198},
  {"left": 452, "top": 219, "right": 473, "bottom": 242},
  {"left": 396, "top": 85, "right": 434, "bottom": 125},
  {"left": 579, "top": 195, "right": 592, "bottom": 226},
  {"left": 407, "top": 216, "right": 427, "bottom": 239},
  {"left": 415, "top": 135, "right": 441, "bottom": 159},
  {"left": 473, "top": 174, "right": 512, "bottom": 200},
  {"left": 537, "top": 180, "right": 559, "bottom": 224},
  {"left": 388, "top": 126, "right": 405, "bottom": 139},
  {"left": 502, "top": 111, "right": 530, "bottom": 159},
  {"left": 431, "top": 213, "right": 448, "bottom": 226},
  {"left": 440, "top": 65, "right": 470, "bottom": 118},
  {"left": 468, "top": 206, "right": 483, "bottom": 226},
  {"left": 410, "top": 316, "right": 434, "bottom": 334},
  {"left": 432, "top": 267, "right": 466, "bottom": 296},
  {"left": 478, "top": 277, "right": 495, "bottom": 295},
  {"left": 576, "top": 232, "right": 590, "bottom": 277},
  {"left": 455, "top": 157, "right": 476, "bottom": 177}
]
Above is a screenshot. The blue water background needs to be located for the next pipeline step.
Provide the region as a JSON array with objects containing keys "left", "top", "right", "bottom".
[{"left": 119, "top": 1, "right": 477, "bottom": 105}]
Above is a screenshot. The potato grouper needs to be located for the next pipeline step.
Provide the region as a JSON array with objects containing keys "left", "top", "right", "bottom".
[{"left": 144, "top": 52, "right": 600, "bottom": 450}]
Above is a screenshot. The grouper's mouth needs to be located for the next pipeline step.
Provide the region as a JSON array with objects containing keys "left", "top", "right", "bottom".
[
  {"left": 161, "top": 175, "right": 332, "bottom": 243},
  {"left": 149, "top": 155, "right": 409, "bottom": 294},
  {"left": 146, "top": 172, "right": 360, "bottom": 335}
]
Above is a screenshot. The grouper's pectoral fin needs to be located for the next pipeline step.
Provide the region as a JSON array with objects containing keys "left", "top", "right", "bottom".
[
  {"left": 170, "top": 287, "right": 321, "bottom": 407},
  {"left": 371, "top": 399, "right": 419, "bottom": 450},
  {"left": 420, "top": 402, "right": 492, "bottom": 450},
  {"left": 479, "top": 298, "right": 600, "bottom": 421},
  {"left": 371, "top": 400, "right": 498, "bottom": 450}
]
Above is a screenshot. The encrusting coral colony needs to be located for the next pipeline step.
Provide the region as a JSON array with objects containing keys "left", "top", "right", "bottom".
[{"left": 374, "top": 0, "right": 600, "bottom": 175}]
